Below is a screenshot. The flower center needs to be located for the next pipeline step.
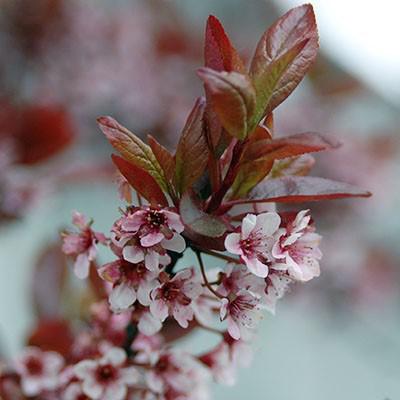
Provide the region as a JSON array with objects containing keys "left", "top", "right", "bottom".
[
  {"left": 95, "top": 364, "right": 117, "bottom": 383},
  {"left": 146, "top": 210, "right": 165, "bottom": 229},
  {"left": 25, "top": 356, "right": 43, "bottom": 376}
]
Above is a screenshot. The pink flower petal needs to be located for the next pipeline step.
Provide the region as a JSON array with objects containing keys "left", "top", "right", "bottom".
[
  {"left": 244, "top": 256, "right": 269, "bottom": 278},
  {"left": 241, "top": 214, "right": 257, "bottom": 239},
  {"left": 140, "top": 232, "right": 164, "bottom": 247},
  {"left": 224, "top": 233, "right": 242, "bottom": 255},
  {"left": 255, "top": 212, "right": 281, "bottom": 237},
  {"left": 74, "top": 253, "right": 90, "bottom": 279},
  {"left": 150, "top": 299, "right": 169, "bottom": 322},
  {"left": 109, "top": 283, "right": 137, "bottom": 312},
  {"left": 123, "top": 245, "right": 144, "bottom": 264},
  {"left": 161, "top": 233, "right": 186, "bottom": 253},
  {"left": 138, "top": 312, "right": 162, "bottom": 336},
  {"left": 163, "top": 210, "right": 184, "bottom": 233}
]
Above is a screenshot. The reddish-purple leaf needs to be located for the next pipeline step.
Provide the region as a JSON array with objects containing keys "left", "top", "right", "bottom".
[
  {"left": 231, "top": 132, "right": 339, "bottom": 197},
  {"left": 148, "top": 135, "right": 175, "bottom": 182},
  {"left": 97, "top": 116, "right": 167, "bottom": 192},
  {"left": 250, "top": 4, "right": 318, "bottom": 119},
  {"left": 203, "top": 16, "right": 246, "bottom": 151},
  {"left": 205, "top": 15, "right": 246, "bottom": 73},
  {"left": 246, "top": 132, "right": 341, "bottom": 160},
  {"left": 269, "top": 154, "right": 316, "bottom": 178},
  {"left": 112, "top": 155, "right": 168, "bottom": 206},
  {"left": 198, "top": 68, "right": 256, "bottom": 139},
  {"left": 241, "top": 176, "right": 371, "bottom": 203},
  {"left": 175, "top": 98, "right": 209, "bottom": 194}
]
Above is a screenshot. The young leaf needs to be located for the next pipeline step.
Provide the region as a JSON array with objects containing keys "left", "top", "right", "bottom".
[
  {"left": 198, "top": 68, "right": 256, "bottom": 139},
  {"left": 231, "top": 132, "right": 339, "bottom": 197},
  {"left": 175, "top": 98, "right": 209, "bottom": 195},
  {"left": 243, "top": 176, "right": 372, "bottom": 204},
  {"left": 205, "top": 15, "right": 246, "bottom": 73},
  {"left": 180, "top": 192, "right": 227, "bottom": 238},
  {"left": 269, "top": 154, "right": 315, "bottom": 178},
  {"left": 112, "top": 155, "right": 168, "bottom": 206},
  {"left": 250, "top": 4, "right": 318, "bottom": 120},
  {"left": 245, "top": 132, "right": 340, "bottom": 160},
  {"left": 97, "top": 116, "right": 167, "bottom": 192},
  {"left": 148, "top": 135, "right": 175, "bottom": 182}
]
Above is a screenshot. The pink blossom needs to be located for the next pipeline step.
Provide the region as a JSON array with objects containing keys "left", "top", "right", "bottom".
[
  {"left": 263, "top": 272, "right": 293, "bottom": 314},
  {"left": 220, "top": 290, "right": 262, "bottom": 340},
  {"left": 115, "top": 172, "right": 132, "bottom": 203},
  {"left": 217, "top": 263, "right": 263, "bottom": 298},
  {"left": 132, "top": 333, "right": 164, "bottom": 365},
  {"left": 14, "top": 347, "right": 64, "bottom": 396},
  {"left": 272, "top": 210, "right": 322, "bottom": 281},
  {"left": 150, "top": 269, "right": 202, "bottom": 328},
  {"left": 111, "top": 207, "right": 186, "bottom": 271},
  {"left": 136, "top": 307, "right": 163, "bottom": 336},
  {"left": 146, "top": 350, "right": 209, "bottom": 397},
  {"left": 199, "top": 334, "right": 252, "bottom": 386},
  {"left": 225, "top": 212, "right": 281, "bottom": 278},
  {"left": 62, "top": 211, "right": 107, "bottom": 279},
  {"left": 74, "top": 347, "right": 138, "bottom": 400},
  {"left": 98, "top": 259, "right": 159, "bottom": 312},
  {"left": 63, "top": 382, "right": 89, "bottom": 400}
]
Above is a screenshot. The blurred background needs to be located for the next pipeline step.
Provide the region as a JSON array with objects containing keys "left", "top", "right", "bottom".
[{"left": 0, "top": 0, "right": 399, "bottom": 398}]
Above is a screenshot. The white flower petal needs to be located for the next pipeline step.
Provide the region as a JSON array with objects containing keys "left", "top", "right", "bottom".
[
  {"left": 138, "top": 312, "right": 162, "bottom": 336},
  {"left": 255, "top": 212, "right": 281, "bottom": 237},
  {"left": 241, "top": 214, "right": 257, "bottom": 239},
  {"left": 103, "top": 347, "right": 126, "bottom": 367},
  {"left": 244, "top": 256, "right": 269, "bottom": 278},
  {"left": 224, "top": 233, "right": 242, "bottom": 255},
  {"left": 123, "top": 246, "right": 144, "bottom": 264},
  {"left": 74, "top": 253, "right": 90, "bottom": 279},
  {"left": 161, "top": 233, "right": 186, "bottom": 253},
  {"left": 150, "top": 299, "right": 169, "bottom": 322},
  {"left": 109, "top": 283, "right": 136, "bottom": 312}
]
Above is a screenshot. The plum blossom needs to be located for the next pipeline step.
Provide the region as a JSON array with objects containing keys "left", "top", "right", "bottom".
[
  {"left": 146, "top": 350, "right": 209, "bottom": 398},
  {"left": 262, "top": 272, "right": 293, "bottom": 314},
  {"left": 62, "top": 211, "right": 107, "bottom": 279},
  {"left": 199, "top": 334, "right": 252, "bottom": 386},
  {"left": 111, "top": 206, "right": 185, "bottom": 271},
  {"left": 98, "top": 259, "right": 159, "bottom": 312},
  {"left": 63, "top": 382, "right": 89, "bottom": 400},
  {"left": 225, "top": 212, "right": 281, "bottom": 278},
  {"left": 74, "top": 347, "right": 139, "bottom": 400},
  {"left": 219, "top": 290, "right": 262, "bottom": 340},
  {"left": 150, "top": 269, "right": 202, "bottom": 328},
  {"left": 14, "top": 347, "right": 64, "bottom": 396},
  {"left": 272, "top": 210, "right": 322, "bottom": 281}
]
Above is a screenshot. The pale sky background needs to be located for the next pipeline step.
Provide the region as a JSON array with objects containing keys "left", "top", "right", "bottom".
[{"left": 279, "top": 0, "right": 400, "bottom": 106}]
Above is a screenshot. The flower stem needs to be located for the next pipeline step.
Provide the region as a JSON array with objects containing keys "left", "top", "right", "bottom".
[
  {"left": 195, "top": 247, "right": 241, "bottom": 264},
  {"left": 195, "top": 250, "right": 224, "bottom": 299}
]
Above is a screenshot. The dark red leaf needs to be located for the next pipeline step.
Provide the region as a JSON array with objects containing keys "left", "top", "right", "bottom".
[
  {"left": 250, "top": 4, "right": 318, "bottom": 119},
  {"left": 27, "top": 319, "right": 74, "bottom": 358},
  {"left": 112, "top": 155, "right": 168, "bottom": 206},
  {"left": 205, "top": 15, "right": 246, "bottom": 73},
  {"left": 14, "top": 105, "right": 74, "bottom": 165},
  {"left": 198, "top": 68, "right": 256, "bottom": 139},
  {"left": 148, "top": 135, "right": 175, "bottom": 182},
  {"left": 246, "top": 132, "right": 341, "bottom": 160},
  {"left": 175, "top": 98, "right": 209, "bottom": 194},
  {"left": 241, "top": 176, "right": 372, "bottom": 203},
  {"left": 231, "top": 132, "right": 339, "bottom": 197},
  {"left": 97, "top": 116, "right": 168, "bottom": 192}
]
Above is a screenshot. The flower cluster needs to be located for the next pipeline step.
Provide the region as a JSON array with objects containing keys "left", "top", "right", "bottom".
[{"left": 0, "top": 5, "right": 370, "bottom": 399}]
